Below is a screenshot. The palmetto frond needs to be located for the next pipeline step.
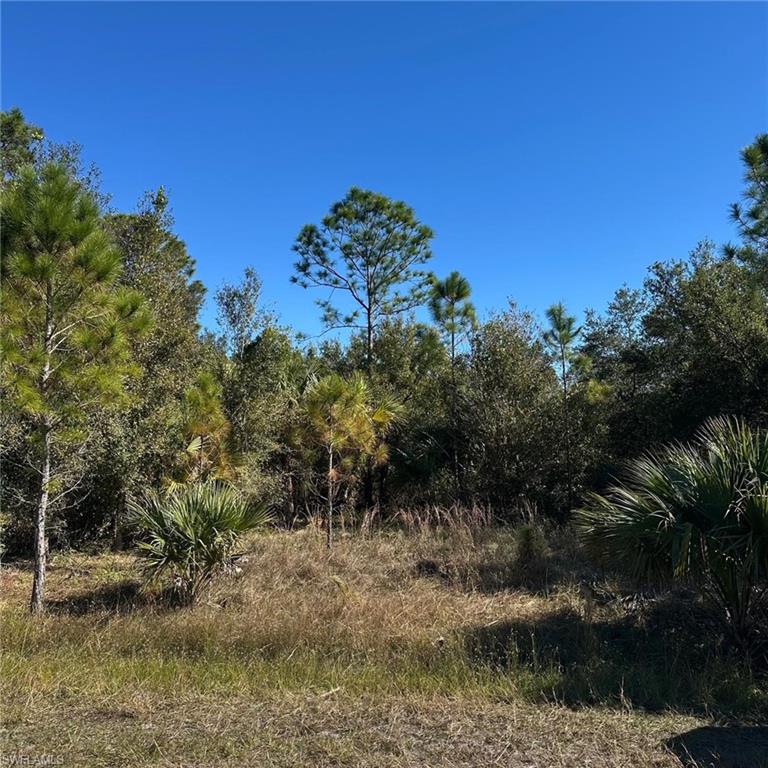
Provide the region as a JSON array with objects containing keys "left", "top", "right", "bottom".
[
  {"left": 128, "top": 482, "right": 272, "bottom": 603},
  {"left": 574, "top": 417, "right": 768, "bottom": 648}
]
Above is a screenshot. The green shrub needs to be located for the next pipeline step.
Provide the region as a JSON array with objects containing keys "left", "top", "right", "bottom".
[
  {"left": 129, "top": 482, "right": 272, "bottom": 604},
  {"left": 574, "top": 417, "right": 768, "bottom": 655},
  {"left": 515, "top": 523, "right": 547, "bottom": 577}
]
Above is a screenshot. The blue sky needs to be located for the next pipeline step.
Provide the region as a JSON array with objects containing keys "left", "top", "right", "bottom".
[{"left": 2, "top": 2, "right": 767, "bottom": 339}]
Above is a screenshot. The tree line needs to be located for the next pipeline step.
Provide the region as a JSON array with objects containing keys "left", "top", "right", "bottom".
[{"left": 2, "top": 107, "right": 767, "bottom": 613}]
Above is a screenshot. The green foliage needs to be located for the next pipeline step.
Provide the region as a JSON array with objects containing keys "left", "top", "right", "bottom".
[
  {"left": 427, "top": 272, "right": 477, "bottom": 493},
  {"left": 428, "top": 271, "right": 477, "bottom": 363},
  {"left": 1, "top": 108, "right": 105, "bottom": 205},
  {"left": 1, "top": 107, "right": 43, "bottom": 184},
  {"left": 180, "top": 372, "right": 233, "bottom": 484},
  {"left": 129, "top": 482, "right": 272, "bottom": 603},
  {"left": 292, "top": 187, "right": 433, "bottom": 369},
  {"left": 215, "top": 267, "right": 269, "bottom": 358},
  {"left": 459, "top": 305, "right": 562, "bottom": 513},
  {"left": 644, "top": 244, "right": 768, "bottom": 433},
  {"left": 583, "top": 239, "right": 768, "bottom": 470},
  {"left": 3, "top": 113, "right": 767, "bottom": 601},
  {"left": 574, "top": 417, "right": 768, "bottom": 652},
  {"left": 542, "top": 302, "right": 583, "bottom": 509},
  {"left": 515, "top": 522, "right": 547, "bottom": 576},
  {"left": 1, "top": 162, "right": 148, "bottom": 450},
  {"left": 362, "top": 318, "right": 452, "bottom": 504},
  {"left": 302, "top": 372, "right": 401, "bottom": 545},
  {"left": 580, "top": 286, "right": 651, "bottom": 464},
  {"left": 214, "top": 269, "right": 306, "bottom": 510},
  {"left": 78, "top": 189, "right": 207, "bottom": 542},
  {"left": 304, "top": 372, "right": 401, "bottom": 461},
  {"left": 1, "top": 162, "right": 148, "bottom": 610},
  {"left": 725, "top": 133, "right": 768, "bottom": 279},
  {"left": 543, "top": 302, "right": 582, "bottom": 363}
]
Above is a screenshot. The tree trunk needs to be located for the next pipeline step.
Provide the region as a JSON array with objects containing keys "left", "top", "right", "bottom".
[
  {"left": 31, "top": 282, "right": 54, "bottom": 615},
  {"left": 365, "top": 307, "right": 373, "bottom": 377},
  {"left": 284, "top": 472, "right": 295, "bottom": 525},
  {"left": 450, "top": 327, "right": 460, "bottom": 492},
  {"left": 561, "top": 348, "right": 573, "bottom": 512},
  {"left": 363, "top": 306, "right": 375, "bottom": 509},
  {"left": 326, "top": 446, "right": 334, "bottom": 549},
  {"left": 30, "top": 423, "right": 51, "bottom": 614},
  {"left": 112, "top": 489, "right": 126, "bottom": 551},
  {"left": 378, "top": 464, "right": 388, "bottom": 508},
  {"left": 363, "top": 460, "right": 375, "bottom": 509}
]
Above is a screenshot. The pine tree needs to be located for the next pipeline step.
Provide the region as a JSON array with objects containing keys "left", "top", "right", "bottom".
[
  {"left": 543, "top": 302, "right": 581, "bottom": 511},
  {"left": 1, "top": 107, "right": 43, "bottom": 185},
  {"left": 428, "top": 271, "right": 476, "bottom": 489},
  {"left": 725, "top": 133, "right": 768, "bottom": 283},
  {"left": 1, "top": 163, "right": 148, "bottom": 612},
  {"left": 96, "top": 189, "right": 205, "bottom": 543},
  {"left": 302, "top": 373, "right": 400, "bottom": 548},
  {"left": 180, "top": 372, "right": 232, "bottom": 484},
  {"left": 291, "top": 187, "right": 433, "bottom": 374},
  {"left": 292, "top": 188, "right": 432, "bottom": 508},
  {"left": 428, "top": 271, "right": 477, "bottom": 368}
]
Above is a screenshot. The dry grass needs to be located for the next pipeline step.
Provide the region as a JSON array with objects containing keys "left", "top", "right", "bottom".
[
  {"left": 2, "top": 526, "right": 767, "bottom": 766},
  {"left": 3, "top": 692, "right": 707, "bottom": 768}
]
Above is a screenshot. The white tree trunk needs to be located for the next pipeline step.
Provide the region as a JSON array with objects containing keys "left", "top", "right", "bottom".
[
  {"left": 31, "top": 281, "right": 53, "bottom": 614},
  {"left": 30, "top": 425, "right": 51, "bottom": 614}
]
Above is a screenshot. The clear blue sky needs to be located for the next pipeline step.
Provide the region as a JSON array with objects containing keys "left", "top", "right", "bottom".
[{"left": 3, "top": 2, "right": 767, "bottom": 338}]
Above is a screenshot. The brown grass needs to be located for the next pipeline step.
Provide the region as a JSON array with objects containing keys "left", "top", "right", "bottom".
[{"left": 2, "top": 526, "right": 767, "bottom": 767}]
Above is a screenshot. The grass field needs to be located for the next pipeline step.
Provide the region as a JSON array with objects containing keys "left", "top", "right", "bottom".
[{"left": 2, "top": 524, "right": 767, "bottom": 767}]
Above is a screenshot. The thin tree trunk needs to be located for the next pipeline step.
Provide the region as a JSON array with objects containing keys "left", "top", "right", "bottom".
[
  {"left": 561, "top": 348, "right": 573, "bottom": 512},
  {"left": 363, "top": 462, "right": 375, "bottom": 508},
  {"left": 366, "top": 307, "right": 373, "bottom": 377},
  {"left": 378, "top": 464, "right": 387, "bottom": 509},
  {"left": 112, "top": 490, "right": 125, "bottom": 552},
  {"left": 30, "top": 423, "right": 51, "bottom": 614},
  {"left": 31, "top": 282, "right": 54, "bottom": 614},
  {"left": 450, "top": 327, "right": 460, "bottom": 492},
  {"left": 327, "top": 445, "right": 334, "bottom": 549},
  {"left": 362, "top": 303, "right": 377, "bottom": 509}
]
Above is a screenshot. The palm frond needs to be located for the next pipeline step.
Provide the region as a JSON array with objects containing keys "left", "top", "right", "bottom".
[
  {"left": 574, "top": 416, "right": 768, "bottom": 649},
  {"left": 128, "top": 481, "right": 273, "bottom": 603}
]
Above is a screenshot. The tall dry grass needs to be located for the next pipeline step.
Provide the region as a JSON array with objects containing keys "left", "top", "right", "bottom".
[{"left": 1, "top": 521, "right": 765, "bottom": 719}]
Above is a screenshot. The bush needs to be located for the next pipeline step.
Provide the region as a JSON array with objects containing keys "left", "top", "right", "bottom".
[
  {"left": 515, "top": 522, "right": 547, "bottom": 577},
  {"left": 129, "top": 482, "right": 272, "bottom": 604},
  {"left": 574, "top": 417, "right": 768, "bottom": 656}
]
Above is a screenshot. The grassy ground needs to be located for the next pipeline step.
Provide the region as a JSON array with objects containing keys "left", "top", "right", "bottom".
[{"left": 2, "top": 524, "right": 767, "bottom": 767}]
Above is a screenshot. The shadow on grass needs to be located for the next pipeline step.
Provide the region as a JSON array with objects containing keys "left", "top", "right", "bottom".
[
  {"left": 414, "top": 553, "right": 567, "bottom": 595},
  {"left": 472, "top": 555, "right": 564, "bottom": 594},
  {"left": 463, "top": 596, "right": 766, "bottom": 719},
  {"left": 666, "top": 726, "right": 768, "bottom": 768},
  {"left": 46, "top": 580, "right": 178, "bottom": 615}
]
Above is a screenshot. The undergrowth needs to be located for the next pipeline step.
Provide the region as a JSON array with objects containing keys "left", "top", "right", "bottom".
[{"left": 2, "top": 526, "right": 766, "bottom": 721}]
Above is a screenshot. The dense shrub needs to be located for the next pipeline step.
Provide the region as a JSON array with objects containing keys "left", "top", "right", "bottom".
[
  {"left": 129, "top": 482, "right": 272, "bottom": 603},
  {"left": 574, "top": 417, "right": 768, "bottom": 656}
]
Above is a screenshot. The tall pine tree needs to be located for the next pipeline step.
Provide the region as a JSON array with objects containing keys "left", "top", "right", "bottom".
[{"left": 1, "top": 164, "right": 148, "bottom": 612}]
